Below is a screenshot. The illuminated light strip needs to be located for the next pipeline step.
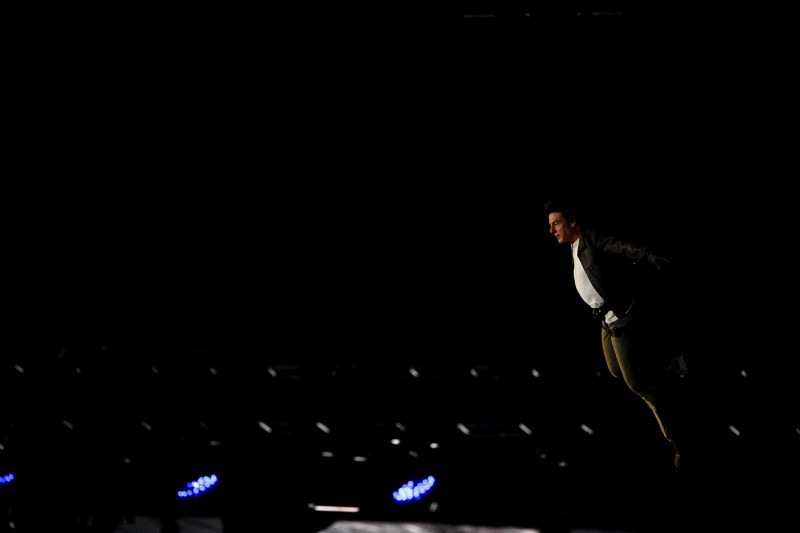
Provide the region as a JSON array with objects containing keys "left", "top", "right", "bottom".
[
  {"left": 392, "top": 475, "right": 436, "bottom": 504},
  {"left": 311, "top": 505, "right": 360, "bottom": 513},
  {"left": 0, "top": 473, "right": 15, "bottom": 487},
  {"left": 177, "top": 474, "right": 219, "bottom": 499}
]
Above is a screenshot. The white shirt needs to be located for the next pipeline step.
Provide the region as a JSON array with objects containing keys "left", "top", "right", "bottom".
[{"left": 572, "top": 238, "right": 618, "bottom": 324}]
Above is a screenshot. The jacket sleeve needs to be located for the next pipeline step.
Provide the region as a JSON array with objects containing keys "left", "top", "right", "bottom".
[{"left": 590, "top": 229, "right": 668, "bottom": 268}]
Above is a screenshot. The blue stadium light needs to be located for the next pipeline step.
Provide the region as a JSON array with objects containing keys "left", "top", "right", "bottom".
[
  {"left": 177, "top": 474, "right": 218, "bottom": 499},
  {"left": 392, "top": 475, "right": 436, "bottom": 504},
  {"left": 0, "top": 473, "right": 15, "bottom": 487}
]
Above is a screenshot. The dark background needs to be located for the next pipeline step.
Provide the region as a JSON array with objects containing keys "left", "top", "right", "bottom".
[{"left": 3, "top": 4, "right": 797, "bottom": 533}]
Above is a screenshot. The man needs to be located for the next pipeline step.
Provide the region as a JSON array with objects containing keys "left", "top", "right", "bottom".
[{"left": 544, "top": 195, "right": 690, "bottom": 468}]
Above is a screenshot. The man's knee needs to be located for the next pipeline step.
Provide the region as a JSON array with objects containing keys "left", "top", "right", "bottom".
[{"left": 624, "top": 376, "right": 654, "bottom": 397}]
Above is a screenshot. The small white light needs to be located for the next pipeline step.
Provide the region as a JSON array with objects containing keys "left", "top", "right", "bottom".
[
  {"left": 519, "top": 423, "right": 532, "bottom": 435},
  {"left": 316, "top": 422, "right": 330, "bottom": 434},
  {"left": 729, "top": 425, "right": 741, "bottom": 437},
  {"left": 580, "top": 424, "right": 594, "bottom": 435},
  {"left": 429, "top": 442, "right": 439, "bottom": 449},
  {"left": 258, "top": 421, "right": 272, "bottom": 433},
  {"left": 391, "top": 438, "right": 401, "bottom": 445},
  {"left": 456, "top": 423, "right": 470, "bottom": 435},
  {"left": 312, "top": 505, "right": 359, "bottom": 513},
  {"left": 531, "top": 368, "right": 540, "bottom": 378}
]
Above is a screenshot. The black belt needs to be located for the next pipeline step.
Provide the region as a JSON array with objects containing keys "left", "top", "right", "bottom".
[
  {"left": 592, "top": 301, "right": 635, "bottom": 321},
  {"left": 591, "top": 305, "right": 609, "bottom": 320}
]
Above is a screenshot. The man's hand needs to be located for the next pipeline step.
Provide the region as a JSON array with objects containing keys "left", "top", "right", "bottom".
[{"left": 652, "top": 256, "right": 672, "bottom": 270}]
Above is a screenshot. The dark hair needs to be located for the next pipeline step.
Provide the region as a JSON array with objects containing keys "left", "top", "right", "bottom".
[{"left": 543, "top": 195, "right": 579, "bottom": 226}]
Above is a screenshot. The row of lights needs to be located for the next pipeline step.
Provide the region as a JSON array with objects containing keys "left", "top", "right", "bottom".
[
  {"left": 177, "top": 474, "right": 218, "bottom": 499},
  {"left": 393, "top": 476, "right": 436, "bottom": 503},
  {"left": 172, "top": 472, "right": 439, "bottom": 507}
]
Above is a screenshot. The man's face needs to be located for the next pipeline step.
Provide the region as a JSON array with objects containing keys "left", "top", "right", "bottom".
[{"left": 548, "top": 212, "right": 578, "bottom": 244}]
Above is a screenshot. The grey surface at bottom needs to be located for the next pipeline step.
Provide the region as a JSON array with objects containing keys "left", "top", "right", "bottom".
[
  {"left": 115, "top": 515, "right": 223, "bottom": 533},
  {"left": 318, "top": 521, "right": 642, "bottom": 533},
  {"left": 112, "top": 518, "right": 648, "bottom": 533}
]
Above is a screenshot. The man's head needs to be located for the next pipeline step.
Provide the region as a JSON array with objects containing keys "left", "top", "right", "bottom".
[{"left": 544, "top": 198, "right": 581, "bottom": 245}]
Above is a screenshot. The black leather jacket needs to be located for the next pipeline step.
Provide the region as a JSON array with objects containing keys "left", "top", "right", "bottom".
[{"left": 576, "top": 227, "right": 667, "bottom": 321}]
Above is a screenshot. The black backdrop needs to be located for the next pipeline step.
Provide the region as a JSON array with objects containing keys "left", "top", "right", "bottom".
[{"left": 4, "top": 6, "right": 797, "bottom": 532}]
